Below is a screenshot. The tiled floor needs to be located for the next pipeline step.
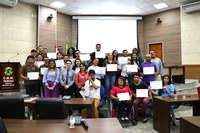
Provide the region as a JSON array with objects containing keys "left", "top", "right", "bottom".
[{"left": 123, "top": 105, "right": 192, "bottom": 133}]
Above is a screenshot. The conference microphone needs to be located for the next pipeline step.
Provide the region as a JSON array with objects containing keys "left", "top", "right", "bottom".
[{"left": 8, "top": 53, "right": 19, "bottom": 62}]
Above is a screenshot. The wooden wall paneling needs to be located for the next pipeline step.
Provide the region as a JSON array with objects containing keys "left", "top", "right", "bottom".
[
  {"left": 184, "top": 65, "right": 200, "bottom": 82},
  {"left": 138, "top": 8, "right": 181, "bottom": 66}
]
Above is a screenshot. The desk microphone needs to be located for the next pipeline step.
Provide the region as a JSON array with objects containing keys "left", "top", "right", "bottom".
[
  {"left": 8, "top": 53, "right": 19, "bottom": 62},
  {"left": 81, "top": 119, "right": 88, "bottom": 130}
]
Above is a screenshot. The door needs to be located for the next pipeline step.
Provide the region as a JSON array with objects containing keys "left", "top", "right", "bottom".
[{"left": 149, "top": 43, "right": 163, "bottom": 62}]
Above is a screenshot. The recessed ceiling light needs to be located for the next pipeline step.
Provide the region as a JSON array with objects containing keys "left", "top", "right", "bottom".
[
  {"left": 153, "top": 3, "right": 168, "bottom": 9},
  {"left": 50, "top": 1, "right": 65, "bottom": 8}
]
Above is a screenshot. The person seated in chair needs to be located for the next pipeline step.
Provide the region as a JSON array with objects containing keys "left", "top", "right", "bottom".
[
  {"left": 110, "top": 77, "right": 132, "bottom": 122},
  {"left": 160, "top": 75, "right": 176, "bottom": 125},
  {"left": 129, "top": 73, "right": 152, "bottom": 123}
]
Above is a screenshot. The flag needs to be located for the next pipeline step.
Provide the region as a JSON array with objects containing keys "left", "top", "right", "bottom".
[
  {"left": 65, "top": 37, "right": 69, "bottom": 54},
  {"left": 74, "top": 40, "right": 77, "bottom": 50}
]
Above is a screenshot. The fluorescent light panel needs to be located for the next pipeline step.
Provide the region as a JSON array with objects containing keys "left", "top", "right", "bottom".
[
  {"left": 50, "top": 1, "right": 65, "bottom": 8},
  {"left": 154, "top": 3, "right": 168, "bottom": 9}
]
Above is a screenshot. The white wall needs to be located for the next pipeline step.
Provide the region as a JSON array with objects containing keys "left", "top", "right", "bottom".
[
  {"left": 0, "top": 1, "right": 37, "bottom": 65},
  {"left": 181, "top": 10, "right": 200, "bottom": 64}
]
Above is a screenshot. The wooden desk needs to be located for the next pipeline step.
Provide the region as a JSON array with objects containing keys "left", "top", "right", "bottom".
[
  {"left": 180, "top": 116, "right": 200, "bottom": 133},
  {"left": 25, "top": 98, "right": 94, "bottom": 118},
  {"left": 153, "top": 94, "right": 200, "bottom": 133},
  {"left": 4, "top": 118, "right": 125, "bottom": 133}
]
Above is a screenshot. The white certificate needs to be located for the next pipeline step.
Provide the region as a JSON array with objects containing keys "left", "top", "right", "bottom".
[
  {"left": 106, "top": 64, "right": 117, "bottom": 71},
  {"left": 95, "top": 52, "right": 105, "bottom": 58},
  {"left": 96, "top": 67, "right": 106, "bottom": 75},
  {"left": 136, "top": 89, "right": 148, "bottom": 98},
  {"left": 40, "top": 68, "right": 48, "bottom": 75},
  {"left": 27, "top": 72, "right": 39, "bottom": 80},
  {"left": 118, "top": 57, "right": 128, "bottom": 64},
  {"left": 126, "top": 65, "right": 138, "bottom": 72},
  {"left": 47, "top": 53, "right": 56, "bottom": 59},
  {"left": 80, "top": 54, "right": 90, "bottom": 61},
  {"left": 117, "top": 92, "right": 130, "bottom": 101},
  {"left": 150, "top": 81, "right": 163, "bottom": 89},
  {"left": 143, "top": 67, "right": 155, "bottom": 75},
  {"left": 37, "top": 61, "right": 44, "bottom": 68},
  {"left": 55, "top": 60, "right": 64, "bottom": 67}
]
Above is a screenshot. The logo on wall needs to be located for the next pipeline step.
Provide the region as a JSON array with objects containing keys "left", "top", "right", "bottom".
[{"left": 4, "top": 67, "right": 13, "bottom": 76}]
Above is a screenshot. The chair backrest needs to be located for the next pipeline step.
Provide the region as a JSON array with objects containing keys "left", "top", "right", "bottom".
[
  {"left": 0, "top": 117, "right": 7, "bottom": 133},
  {"left": 0, "top": 96, "right": 25, "bottom": 119},
  {"left": 35, "top": 98, "right": 67, "bottom": 119}
]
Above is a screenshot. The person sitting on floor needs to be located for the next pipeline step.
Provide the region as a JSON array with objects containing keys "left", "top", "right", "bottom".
[{"left": 110, "top": 76, "right": 132, "bottom": 122}]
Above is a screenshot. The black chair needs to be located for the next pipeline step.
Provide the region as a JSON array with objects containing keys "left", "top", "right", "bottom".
[
  {"left": 35, "top": 98, "right": 67, "bottom": 119},
  {"left": 0, "top": 117, "right": 7, "bottom": 133},
  {"left": 0, "top": 96, "right": 25, "bottom": 119}
]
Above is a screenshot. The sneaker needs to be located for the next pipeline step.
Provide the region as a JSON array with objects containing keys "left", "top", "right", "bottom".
[{"left": 142, "top": 117, "right": 148, "bottom": 123}]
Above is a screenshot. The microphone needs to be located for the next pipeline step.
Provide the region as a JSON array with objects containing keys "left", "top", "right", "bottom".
[
  {"left": 8, "top": 53, "right": 19, "bottom": 62},
  {"left": 81, "top": 119, "right": 88, "bottom": 130}
]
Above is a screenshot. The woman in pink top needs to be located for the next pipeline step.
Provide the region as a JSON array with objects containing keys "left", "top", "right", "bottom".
[
  {"left": 75, "top": 63, "right": 88, "bottom": 97},
  {"left": 110, "top": 77, "right": 132, "bottom": 122}
]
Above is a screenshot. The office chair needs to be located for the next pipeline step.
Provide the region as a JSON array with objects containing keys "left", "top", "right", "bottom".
[
  {"left": 0, "top": 96, "right": 25, "bottom": 119},
  {"left": 35, "top": 98, "right": 67, "bottom": 119},
  {"left": 0, "top": 117, "right": 7, "bottom": 133}
]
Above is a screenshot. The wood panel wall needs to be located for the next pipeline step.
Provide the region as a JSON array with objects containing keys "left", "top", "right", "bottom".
[
  {"left": 139, "top": 8, "right": 181, "bottom": 66},
  {"left": 184, "top": 65, "right": 200, "bottom": 82},
  {"left": 57, "top": 13, "right": 72, "bottom": 54},
  {"left": 38, "top": 6, "right": 57, "bottom": 52}
]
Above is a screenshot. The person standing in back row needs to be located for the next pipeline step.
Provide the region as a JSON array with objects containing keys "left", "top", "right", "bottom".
[
  {"left": 90, "top": 43, "right": 104, "bottom": 67},
  {"left": 150, "top": 51, "right": 163, "bottom": 80}
]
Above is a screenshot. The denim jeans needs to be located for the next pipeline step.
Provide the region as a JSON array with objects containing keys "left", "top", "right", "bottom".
[{"left": 105, "top": 75, "right": 116, "bottom": 100}]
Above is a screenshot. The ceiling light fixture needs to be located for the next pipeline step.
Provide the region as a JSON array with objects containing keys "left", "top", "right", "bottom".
[
  {"left": 153, "top": 3, "right": 168, "bottom": 9},
  {"left": 50, "top": 1, "right": 65, "bottom": 8}
]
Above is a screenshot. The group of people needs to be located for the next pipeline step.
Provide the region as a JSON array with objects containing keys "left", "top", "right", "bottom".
[{"left": 20, "top": 43, "right": 176, "bottom": 123}]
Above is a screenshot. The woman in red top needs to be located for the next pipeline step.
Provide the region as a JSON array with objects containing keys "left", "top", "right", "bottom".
[
  {"left": 110, "top": 77, "right": 132, "bottom": 122},
  {"left": 75, "top": 63, "right": 88, "bottom": 97}
]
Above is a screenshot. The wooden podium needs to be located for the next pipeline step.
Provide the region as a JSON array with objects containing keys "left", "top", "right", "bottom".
[{"left": 0, "top": 62, "right": 21, "bottom": 92}]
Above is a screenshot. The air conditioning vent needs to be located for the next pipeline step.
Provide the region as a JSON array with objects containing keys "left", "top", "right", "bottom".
[
  {"left": 181, "top": 1, "right": 200, "bottom": 13},
  {"left": 0, "top": 0, "right": 18, "bottom": 7}
]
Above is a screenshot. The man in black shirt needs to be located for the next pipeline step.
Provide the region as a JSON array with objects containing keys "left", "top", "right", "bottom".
[
  {"left": 90, "top": 43, "right": 104, "bottom": 67},
  {"left": 129, "top": 73, "right": 152, "bottom": 123}
]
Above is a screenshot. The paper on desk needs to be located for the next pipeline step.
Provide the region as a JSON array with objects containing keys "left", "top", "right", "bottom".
[
  {"left": 136, "top": 89, "right": 148, "bottom": 98},
  {"left": 24, "top": 97, "right": 38, "bottom": 102},
  {"left": 117, "top": 92, "right": 130, "bottom": 101}
]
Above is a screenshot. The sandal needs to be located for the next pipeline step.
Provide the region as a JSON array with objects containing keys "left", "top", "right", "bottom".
[{"left": 120, "top": 117, "right": 125, "bottom": 121}]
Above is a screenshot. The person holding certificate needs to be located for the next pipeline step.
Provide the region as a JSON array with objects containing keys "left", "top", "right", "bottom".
[
  {"left": 110, "top": 77, "right": 132, "bottom": 122},
  {"left": 160, "top": 75, "right": 176, "bottom": 125},
  {"left": 21, "top": 55, "right": 39, "bottom": 97},
  {"left": 90, "top": 43, "right": 104, "bottom": 67},
  {"left": 42, "top": 59, "right": 60, "bottom": 97},
  {"left": 75, "top": 63, "right": 88, "bottom": 98},
  {"left": 127, "top": 53, "right": 140, "bottom": 85},
  {"left": 103, "top": 52, "right": 118, "bottom": 101},
  {"left": 129, "top": 73, "right": 152, "bottom": 123},
  {"left": 140, "top": 54, "right": 158, "bottom": 86},
  {"left": 60, "top": 60, "right": 75, "bottom": 97}
]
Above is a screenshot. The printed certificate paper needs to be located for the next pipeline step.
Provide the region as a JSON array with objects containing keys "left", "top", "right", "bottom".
[
  {"left": 150, "top": 81, "right": 162, "bottom": 89},
  {"left": 117, "top": 92, "right": 130, "bottom": 101},
  {"left": 136, "top": 89, "right": 148, "bottom": 98},
  {"left": 143, "top": 67, "right": 155, "bottom": 75}
]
